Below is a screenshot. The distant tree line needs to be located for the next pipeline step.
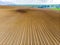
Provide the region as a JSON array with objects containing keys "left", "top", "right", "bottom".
[{"left": 32, "top": 4, "right": 60, "bottom": 8}]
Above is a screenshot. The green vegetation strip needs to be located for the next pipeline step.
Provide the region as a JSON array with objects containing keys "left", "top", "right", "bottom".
[{"left": 52, "top": 8, "right": 60, "bottom": 10}]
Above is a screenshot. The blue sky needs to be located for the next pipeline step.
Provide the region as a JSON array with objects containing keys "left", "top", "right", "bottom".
[{"left": 1, "top": 0, "right": 60, "bottom": 4}]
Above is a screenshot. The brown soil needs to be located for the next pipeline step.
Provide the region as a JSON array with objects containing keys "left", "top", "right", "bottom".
[{"left": 0, "top": 6, "right": 60, "bottom": 45}]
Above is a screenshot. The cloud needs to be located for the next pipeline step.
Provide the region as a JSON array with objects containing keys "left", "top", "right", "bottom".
[{"left": 0, "top": 0, "right": 60, "bottom": 4}]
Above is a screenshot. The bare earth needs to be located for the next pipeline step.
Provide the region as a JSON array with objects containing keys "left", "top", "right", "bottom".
[{"left": 0, "top": 6, "right": 60, "bottom": 45}]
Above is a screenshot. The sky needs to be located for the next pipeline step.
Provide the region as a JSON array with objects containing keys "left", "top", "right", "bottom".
[{"left": 1, "top": 0, "right": 60, "bottom": 4}]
